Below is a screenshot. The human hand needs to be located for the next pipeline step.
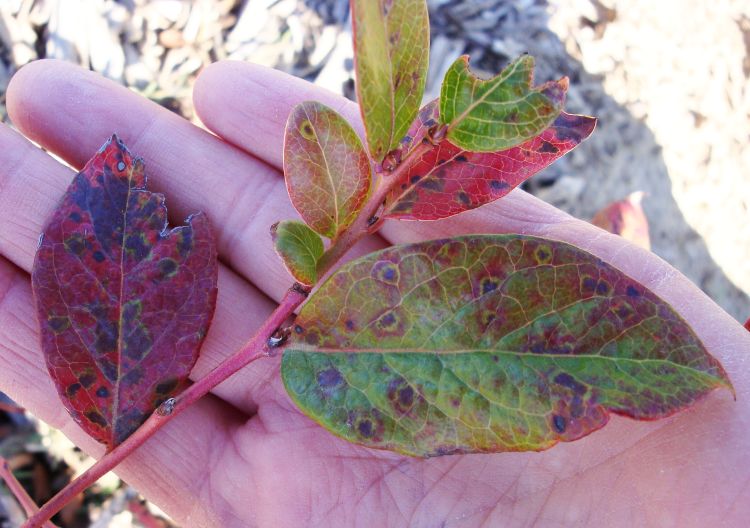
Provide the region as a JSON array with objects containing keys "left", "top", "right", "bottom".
[{"left": 0, "top": 60, "right": 747, "bottom": 527}]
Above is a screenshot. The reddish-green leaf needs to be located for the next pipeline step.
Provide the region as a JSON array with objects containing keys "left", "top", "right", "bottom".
[
  {"left": 32, "top": 135, "right": 218, "bottom": 449},
  {"left": 440, "top": 55, "right": 567, "bottom": 152},
  {"left": 284, "top": 101, "right": 372, "bottom": 240},
  {"left": 592, "top": 192, "right": 651, "bottom": 250},
  {"left": 282, "top": 235, "right": 732, "bottom": 457},
  {"left": 352, "top": 0, "right": 430, "bottom": 161},
  {"left": 271, "top": 220, "right": 325, "bottom": 285},
  {"left": 384, "top": 100, "right": 596, "bottom": 220}
]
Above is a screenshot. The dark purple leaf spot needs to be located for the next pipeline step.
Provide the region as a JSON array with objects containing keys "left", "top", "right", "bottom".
[
  {"left": 66, "top": 383, "right": 82, "bottom": 397},
  {"left": 305, "top": 330, "right": 321, "bottom": 346},
  {"left": 358, "top": 419, "right": 374, "bottom": 438},
  {"left": 317, "top": 368, "right": 343, "bottom": 388},
  {"left": 79, "top": 373, "right": 96, "bottom": 388},
  {"left": 372, "top": 261, "right": 400, "bottom": 285},
  {"left": 626, "top": 285, "right": 640, "bottom": 298},
  {"left": 481, "top": 278, "right": 499, "bottom": 294},
  {"left": 539, "top": 140, "right": 559, "bottom": 154},
  {"left": 155, "top": 377, "right": 179, "bottom": 395},
  {"left": 85, "top": 410, "right": 108, "bottom": 428},
  {"left": 552, "top": 414, "right": 567, "bottom": 433},
  {"left": 158, "top": 258, "right": 178, "bottom": 278},
  {"left": 582, "top": 276, "right": 597, "bottom": 292},
  {"left": 554, "top": 373, "right": 587, "bottom": 395},
  {"left": 490, "top": 180, "right": 509, "bottom": 191},
  {"left": 96, "top": 386, "right": 109, "bottom": 398},
  {"left": 48, "top": 316, "right": 70, "bottom": 334}
]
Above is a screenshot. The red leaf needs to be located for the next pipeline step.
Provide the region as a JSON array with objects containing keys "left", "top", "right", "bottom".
[
  {"left": 32, "top": 135, "right": 218, "bottom": 449},
  {"left": 744, "top": 317, "right": 750, "bottom": 333},
  {"left": 592, "top": 192, "right": 651, "bottom": 250},
  {"left": 383, "top": 100, "right": 596, "bottom": 220}
]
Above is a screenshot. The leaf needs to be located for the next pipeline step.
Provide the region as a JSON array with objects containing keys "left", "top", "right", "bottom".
[
  {"left": 384, "top": 100, "right": 596, "bottom": 220},
  {"left": 592, "top": 192, "right": 651, "bottom": 250},
  {"left": 440, "top": 55, "right": 567, "bottom": 152},
  {"left": 271, "top": 220, "right": 325, "bottom": 285},
  {"left": 32, "top": 135, "right": 218, "bottom": 449},
  {"left": 282, "top": 235, "right": 732, "bottom": 457},
  {"left": 284, "top": 101, "right": 372, "bottom": 239},
  {"left": 351, "top": 0, "right": 430, "bottom": 162}
]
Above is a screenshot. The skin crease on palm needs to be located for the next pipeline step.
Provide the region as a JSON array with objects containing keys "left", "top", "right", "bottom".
[{"left": 0, "top": 60, "right": 747, "bottom": 528}]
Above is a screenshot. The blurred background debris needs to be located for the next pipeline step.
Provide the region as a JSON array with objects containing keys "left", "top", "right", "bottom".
[{"left": 1, "top": 0, "right": 748, "bottom": 525}]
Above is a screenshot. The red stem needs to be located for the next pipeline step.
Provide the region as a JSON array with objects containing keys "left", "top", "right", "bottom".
[
  {"left": 25, "top": 134, "right": 434, "bottom": 528},
  {"left": 0, "top": 456, "right": 57, "bottom": 528},
  {"left": 23, "top": 286, "right": 308, "bottom": 528}
]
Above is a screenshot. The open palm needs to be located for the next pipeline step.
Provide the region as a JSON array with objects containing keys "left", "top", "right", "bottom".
[{"left": 0, "top": 60, "right": 747, "bottom": 527}]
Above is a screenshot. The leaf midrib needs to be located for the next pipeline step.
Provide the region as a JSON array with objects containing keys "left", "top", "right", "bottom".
[{"left": 447, "top": 57, "right": 524, "bottom": 133}]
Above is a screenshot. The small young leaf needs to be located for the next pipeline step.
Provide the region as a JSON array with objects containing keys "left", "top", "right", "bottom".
[
  {"left": 351, "top": 0, "right": 430, "bottom": 161},
  {"left": 282, "top": 235, "right": 732, "bottom": 457},
  {"left": 32, "top": 135, "right": 218, "bottom": 449},
  {"left": 384, "top": 100, "right": 596, "bottom": 220},
  {"left": 284, "top": 101, "right": 371, "bottom": 239},
  {"left": 271, "top": 220, "right": 325, "bottom": 285},
  {"left": 592, "top": 192, "right": 651, "bottom": 250},
  {"left": 440, "top": 55, "right": 567, "bottom": 152}
]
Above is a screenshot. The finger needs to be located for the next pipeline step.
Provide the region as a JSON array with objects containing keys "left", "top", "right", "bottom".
[
  {"left": 194, "top": 61, "right": 363, "bottom": 169},
  {"left": 0, "top": 256, "right": 244, "bottom": 526},
  {"left": 0, "top": 124, "right": 282, "bottom": 414},
  {"left": 5, "top": 60, "right": 384, "bottom": 303}
]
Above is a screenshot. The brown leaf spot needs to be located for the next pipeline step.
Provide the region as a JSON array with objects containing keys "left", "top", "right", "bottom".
[
  {"left": 305, "top": 329, "right": 321, "bottom": 346},
  {"left": 299, "top": 119, "right": 316, "bottom": 141}
]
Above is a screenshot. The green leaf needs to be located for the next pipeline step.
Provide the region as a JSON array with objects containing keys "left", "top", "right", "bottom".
[
  {"left": 284, "top": 101, "right": 371, "bottom": 239},
  {"left": 282, "top": 235, "right": 732, "bottom": 457},
  {"left": 271, "top": 220, "right": 325, "bottom": 285},
  {"left": 352, "top": 0, "right": 430, "bottom": 162},
  {"left": 440, "top": 55, "right": 567, "bottom": 152}
]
